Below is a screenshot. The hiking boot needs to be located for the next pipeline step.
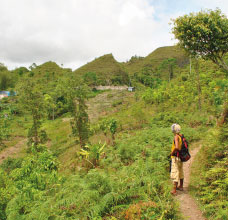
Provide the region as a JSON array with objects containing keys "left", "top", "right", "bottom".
[
  {"left": 171, "top": 182, "right": 178, "bottom": 195},
  {"left": 177, "top": 179, "right": 184, "bottom": 191},
  {"left": 177, "top": 186, "right": 184, "bottom": 191}
]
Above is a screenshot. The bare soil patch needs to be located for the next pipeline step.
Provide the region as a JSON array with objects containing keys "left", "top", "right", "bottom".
[
  {"left": 0, "top": 138, "right": 26, "bottom": 164},
  {"left": 62, "top": 90, "right": 133, "bottom": 123}
]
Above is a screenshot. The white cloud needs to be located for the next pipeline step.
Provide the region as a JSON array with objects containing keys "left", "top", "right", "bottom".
[
  {"left": 192, "top": 0, "right": 228, "bottom": 14},
  {"left": 0, "top": 0, "right": 174, "bottom": 70},
  {"left": 4, "top": 0, "right": 224, "bottom": 70}
]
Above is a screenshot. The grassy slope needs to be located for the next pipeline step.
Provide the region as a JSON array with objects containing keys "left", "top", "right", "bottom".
[
  {"left": 73, "top": 46, "right": 189, "bottom": 84},
  {"left": 123, "top": 46, "right": 189, "bottom": 77},
  {"left": 33, "top": 61, "right": 72, "bottom": 76},
  {"left": 1, "top": 46, "right": 227, "bottom": 219},
  {"left": 74, "top": 54, "right": 129, "bottom": 85},
  {"left": 190, "top": 125, "right": 228, "bottom": 220},
  {"left": 74, "top": 54, "right": 120, "bottom": 75}
]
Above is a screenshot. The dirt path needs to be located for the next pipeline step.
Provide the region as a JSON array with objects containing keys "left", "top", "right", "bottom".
[
  {"left": 0, "top": 138, "right": 26, "bottom": 164},
  {"left": 176, "top": 146, "right": 206, "bottom": 220}
]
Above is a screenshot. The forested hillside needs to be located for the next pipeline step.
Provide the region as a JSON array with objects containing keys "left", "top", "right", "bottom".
[{"left": 0, "top": 9, "right": 228, "bottom": 219}]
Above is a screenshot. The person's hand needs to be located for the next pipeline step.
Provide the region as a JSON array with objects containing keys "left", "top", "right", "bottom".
[{"left": 171, "top": 148, "right": 179, "bottom": 156}]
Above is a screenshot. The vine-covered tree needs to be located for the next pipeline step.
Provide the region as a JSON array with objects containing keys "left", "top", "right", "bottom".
[
  {"left": 0, "top": 104, "right": 11, "bottom": 146},
  {"left": 0, "top": 74, "right": 9, "bottom": 90},
  {"left": 172, "top": 9, "right": 228, "bottom": 72},
  {"left": 109, "top": 118, "right": 117, "bottom": 145},
  {"left": 17, "top": 78, "right": 47, "bottom": 147},
  {"left": 99, "top": 118, "right": 117, "bottom": 145},
  {"left": 67, "top": 77, "right": 90, "bottom": 148}
]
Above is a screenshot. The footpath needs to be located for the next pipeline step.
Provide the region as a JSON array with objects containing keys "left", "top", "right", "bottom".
[
  {"left": 176, "top": 146, "right": 206, "bottom": 220},
  {"left": 0, "top": 138, "right": 26, "bottom": 164}
]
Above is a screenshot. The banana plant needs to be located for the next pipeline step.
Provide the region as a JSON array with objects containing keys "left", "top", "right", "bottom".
[{"left": 78, "top": 142, "right": 106, "bottom": 167}]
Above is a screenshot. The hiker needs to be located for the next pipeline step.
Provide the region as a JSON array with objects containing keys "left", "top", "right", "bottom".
[{"left": 170, "top": 123, "right": 184, "bottom": 195}]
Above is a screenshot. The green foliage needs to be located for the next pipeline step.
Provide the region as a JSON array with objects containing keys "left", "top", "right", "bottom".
[
  {"left": 98, "top": 118, "right": 118, "bottom": 145},
  {"left": 0, "top": 169, "right": 15, "bottom": 220},
  {"left": 75, "top": 54, "right": 129, "bottom": 85},
  {"left": 111, "top": 99, "right": 123, "bottom": 107},
  {"left": 191, "top": 120, "right": 228, "bottom": 219},
  {"left": 67, "top": 79, "right": 90, "bottom": 147},
  {"left": 17, "top": 78, "right": 47, "bottom": 147},
  {"left": 13, "top": 67, "right": 29, "bottom": 77},
  {"left": 0, "top": 64, "right": 14, "bottom": 90},
  {"left": 198, "top": 156, "right": 228, "bottom": 219},
  {"left": 2, "top": 41, "right": 227, "bottom": 220},
  {"left": 83, "top": 72, "right": 97, "bottom": 86},
  {"left": 110, "top": 69, "right": 129, "bottom": 85},
  {"left": 130, "top": 104, "right": 146, "bottom": 126},
  {"left": 134, "top": 72, "right": 162, "bottom": 88},
  {"left": 0, "top": 103, "right": 12, "bottom": 147},
  {"left": 141, "top": 83, "right": 168, "bottom": 104},
  {"left": 0, "top": 157, "right": 23, "bottom": 173},
  {"left": 44, "top": 94, "right": 56, "bottom": 120},
  {"left": 2, "top": 127, "right": 180, "bottom": 219},
  {"left": 109, "top": 118, "right": 117, "bottom": 136},
  {"left": 78, "top": 142, "right": 105, "bottom": 167},
  {"left": 45, "top": 79, "right": 71, "bottom": 118},
  {"left": 172, "top": 9, "right": 228, "bottom": 71},
  {"left": 0, "top": 146, "right": 59, "bottom": 220},
  {"left": 124, "top": 46, "right": 189, "bottom": 78},
  {"left": 158, "top": 58, "right": 177, "bottom": 81},
  {"left": 0, "top": 74, "right": 10, "bottom": 90}
]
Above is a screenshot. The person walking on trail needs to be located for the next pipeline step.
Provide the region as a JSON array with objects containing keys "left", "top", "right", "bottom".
[{"left": 170, "top": 123, "right": 184, "bottom": 195}]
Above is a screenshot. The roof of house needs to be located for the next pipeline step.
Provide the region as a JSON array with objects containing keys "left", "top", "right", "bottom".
[{"left": 0, "top": 91, "right": 10, "bottom": 95}]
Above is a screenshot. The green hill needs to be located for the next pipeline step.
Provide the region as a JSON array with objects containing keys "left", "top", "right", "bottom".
[
  {"left": 123, "top": 46, "right": 189, "bottom": 78},
  {"left": 72, "top": 46, "right": 189, "bottom": 85},
  {"left": 0, "top": 44, "right": 228, "bottom": 219},
  {"left": 74, "top": 54, "right": 129, "bottom": 85},
  {"left": 32, "top": 61, "right": 72, "bottom": 77},
  {"left": 145, "top": 46, "right": 189, "bottom": 66}
]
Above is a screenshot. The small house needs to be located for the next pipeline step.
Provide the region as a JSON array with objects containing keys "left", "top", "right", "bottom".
[
  {"left": 0, "top": 91, "right": 15, "bottom": 100},
  {"left": 127, "top": 87, "right": 135, "bottom": 92},
  {"left": 0, "top": 91, "right": 9, "bottom": 100}
]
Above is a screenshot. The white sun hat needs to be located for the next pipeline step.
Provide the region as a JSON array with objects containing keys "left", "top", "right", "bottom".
[{"left": 171, "top": 123, "right": 181, "bottom": 133}]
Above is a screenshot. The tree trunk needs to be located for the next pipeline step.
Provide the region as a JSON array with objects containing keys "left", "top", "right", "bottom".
[
  {"left": 111, "top": 134, "right": 115, "bottom": 146},
  {"left": 33, "top": 118, "right": 39, "bottom": 145},
  {"left": 79, "top": 136, "right": 84, "bottom": 148},
  {"left": 169, "top": 64, "right": 173, "bottom": 82},
  {"left": 52, "top": 108, "right": 55, "bottom": 120},
  {"left": 214, "top": 58, "right": 228, "bottom": 73},
  {"left": 220, "top": 58, "right": 228, "bottom": 72},
  {"left": 195, "top": 59, "right": 201, "bottom": 110}
]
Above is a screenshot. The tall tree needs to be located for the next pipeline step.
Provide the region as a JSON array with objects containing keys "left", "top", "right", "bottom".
[
  {"left": 0, "top": 65, "right": 11, "bottom": 90},
  {"left": 159, "top": 58, "right": 177, "bottom": 82},
  {"left": 0, "top": 74, "right": 8, "bottom": 90},
  {"left": 172, "top": 9, "right": 228, "bottom": 72},
  {"left": 193, "top": 59, "right": 201, "bottom": 109},
  {"left": 17, "top": 78, "right": 47, "bottom": 147},
  {"left": 0, "top": 104, "right": 11, "bottom": 146},
  {"left": 67, "top": 77, "right": 90, "bottom": 148}
]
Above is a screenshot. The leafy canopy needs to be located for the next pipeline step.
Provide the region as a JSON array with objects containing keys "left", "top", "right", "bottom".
[{"left": 172, "top": 9, "right": 228, "bottom": 71}]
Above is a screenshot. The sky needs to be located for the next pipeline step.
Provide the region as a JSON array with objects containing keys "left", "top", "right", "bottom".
[{"left": 0, "top": 0, "right": 228, "bottom": 70}]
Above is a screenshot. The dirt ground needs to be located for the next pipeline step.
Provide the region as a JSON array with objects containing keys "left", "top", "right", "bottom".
[
  {"left": 176, "top": 146, "right": 206, "bottom": 220},
  {"left": 0, "top": 138, "right": 26, "bottom": 164}
]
